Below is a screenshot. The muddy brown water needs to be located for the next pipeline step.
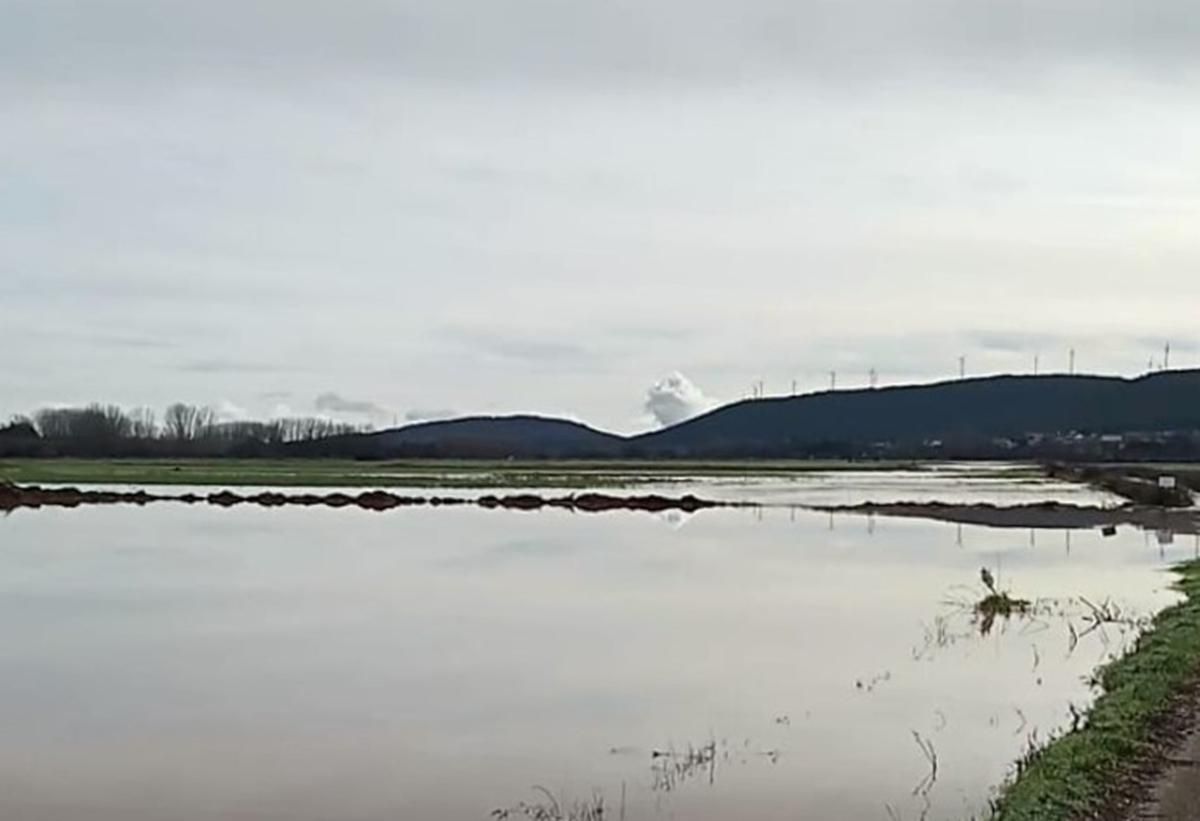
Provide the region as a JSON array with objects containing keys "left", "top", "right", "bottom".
[{"left": 0, "top": 482, "right": 1193, "bottom": 820}]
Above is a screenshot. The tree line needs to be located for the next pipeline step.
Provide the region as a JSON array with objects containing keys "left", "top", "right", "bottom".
[{"left": 0, "top": 403, "right": 367, "bottom": 458}]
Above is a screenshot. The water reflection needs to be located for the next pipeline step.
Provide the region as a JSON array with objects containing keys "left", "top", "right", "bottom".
[{"left": 0, "top": 500, "right": 1191, "bottom": 821}]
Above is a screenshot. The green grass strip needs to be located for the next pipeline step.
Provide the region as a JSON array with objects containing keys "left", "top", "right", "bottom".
[
  {"left": 0, "top": 457, "right": 928, "bottom": 488},
  {"left": 991, "top": 559, "right": 1200, "bottom": 820}
]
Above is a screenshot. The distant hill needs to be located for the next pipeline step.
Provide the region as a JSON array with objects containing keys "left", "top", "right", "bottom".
[
  {"left": 370, "top": 415, "right": 625, "bottom": 458},
  {"left": 290, "top": 415, "right": 625, "bottom": 459},
  {"left": 287, "top": 371, "right": 1200, "bottom": 460},
  {"left": 631, "top": 370, "right": 1200, "bottom": 457},
  {"left": 24, "top": 370, "right": 1200, "bottom": 462}
]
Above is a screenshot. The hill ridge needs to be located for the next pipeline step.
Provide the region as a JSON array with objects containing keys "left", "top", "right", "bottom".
[{"left": 290, "top": 369, "right": 1200, "bottom": 460}]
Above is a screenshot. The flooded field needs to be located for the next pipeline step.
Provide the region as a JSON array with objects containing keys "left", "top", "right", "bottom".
[
  {"left": 0, "top": 473, "right": 1190, "bottom": 820},
  {"left": 63, "top": 462, "right": 1121, "bottom": 508},
  {"left": 633, "top": 463, "right": 1122, "bottom": 507}
]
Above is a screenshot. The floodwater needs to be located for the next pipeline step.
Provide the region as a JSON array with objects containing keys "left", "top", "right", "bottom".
[
  {"left": 74, "top": 462, "right": 1122, "bottom": 508},
  {"left": 0, "top": 480, "right": 1190, "bottom": 820},
  {"left": 634, "top": 462, "right": 1122, "bottom": 507}
]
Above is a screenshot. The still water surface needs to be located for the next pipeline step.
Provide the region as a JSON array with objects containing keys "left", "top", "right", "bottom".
[
  {"left": 77, "top": 462, "right": 1120, "bottom": 508},
  {"left": 0, "top": 490, "right": 1191, "bottom": 820}
]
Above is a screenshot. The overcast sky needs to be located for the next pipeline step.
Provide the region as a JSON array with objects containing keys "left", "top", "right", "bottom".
[{"left": 5, "top": 1, "right": 1200, "bottom": 432}]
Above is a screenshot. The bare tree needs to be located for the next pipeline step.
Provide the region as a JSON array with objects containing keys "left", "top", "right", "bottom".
[
  {"left": 128, "top": 407, "right": 158, "bottom": 439},
  {"left": 24, "top": 403, "right": 359, "bottom": 455},
  {"left": 164, "top": 403, "right": 215, "bottom": 441},
  {"left": 97, "top": 405, "right": 132, "bottom": 440},
  {"left": 34, "top": 407, "right": 85, "bottom": 439},
  {"left": 271, "top": 417, "right": 358, "bottom": 442},
  {"left": 31, "top": 405, "right": 132, "bottom": 449}
]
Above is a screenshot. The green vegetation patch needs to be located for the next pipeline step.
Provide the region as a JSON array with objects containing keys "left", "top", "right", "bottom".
[
  {"left": 0, "top": 459, "right": 645, "bottom": 489},
  {"left": 0, "top": 458, "right": 925, "bottom": 489},
  {"left": 990, "top": 560, "right": 1200, "bottom": 820}
]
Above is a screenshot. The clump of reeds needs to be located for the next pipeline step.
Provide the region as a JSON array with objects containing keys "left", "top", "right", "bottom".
[
  {"left": 491, "top": 787, "right": 607, "bottom": 821},
  {"left": 974, "top": 568, "right": 1031, "bottom": 635},
  {"left": 651, "top": 741, "right": 718, "bottom": 792}
]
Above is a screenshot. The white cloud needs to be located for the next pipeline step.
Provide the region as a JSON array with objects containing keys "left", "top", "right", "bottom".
[
  {"left": 644, "top": 372, "right": 715, "bottom": 428},
  {"left": 216, "top": 400, "right": 249, "bottom": 421}
]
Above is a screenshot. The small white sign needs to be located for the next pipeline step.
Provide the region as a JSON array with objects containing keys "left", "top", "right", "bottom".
[{"left": 1159, "top": 476, "right": 1177, "bottom": 489}]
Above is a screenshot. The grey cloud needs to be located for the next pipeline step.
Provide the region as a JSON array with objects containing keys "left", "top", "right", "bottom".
[
  {"left": 16, "top": 326, "right": 179, "bottom": 352},
  {"left": 181, "top": 359, "right": 280, "bottom": 374},
  {"left": 1134, "top": 336, "right": 1200, "bottom": 354},
  {"left": 404, "top": 409, "right": 457, "bottom": 424},
  {"left": 487, "top": 338, "right": 593, "bottom": 364},
  {"left": 441, "top": 327, "right": 596, "bottom": 366},
  {"left": 7, "top": 0, "right": 1200, "bottom": 93},
  {"left": 773, "top": 330, "right": 1200, "bottom": 391},
  {"left": 968, "top": 331, "right": 1063, "bottom": 355},
  {"left": 609, "top": 324, "right": 701, "bottom": 344},
  {"left": 8, "top": 1, "right": 1200, "bottom": 434},
  {"left": 314, "top": 392, "right": 387, "bottom": 417},
  {"left": 963, "top": 332, "right": 1197, "bottom": 366},
  {"left": 87, "top": 333, "right": 177, "bottom": 351}
]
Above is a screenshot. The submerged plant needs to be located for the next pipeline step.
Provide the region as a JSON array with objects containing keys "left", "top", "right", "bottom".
[
  {"left": 651, "top": 741, "right": 719, "bottom": 792},
  {"left": 491, "top": 787, "right": 608, "bottom": 821}
]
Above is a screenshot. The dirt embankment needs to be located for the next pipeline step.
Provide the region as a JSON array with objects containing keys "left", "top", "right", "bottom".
[
  {"left": 0, "top": 481, "right": 731, "bottom": 515},
  {"left": 813, "top": 463, "right": 1200, "bottom": 533},
  {"left": 1046, "top": 463, "right": 1196, "bottom": 508},
  {"left": 812, "top": 500, "right": 1200, "bottom": 534}
]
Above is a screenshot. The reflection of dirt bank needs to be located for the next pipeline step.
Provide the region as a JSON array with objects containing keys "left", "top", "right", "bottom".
[
  {"left": 812, "top": 501, "right": 1200, "bottom": 534},
  {"left": 0, "top": 482, "right": 730, "bottom": 515}
]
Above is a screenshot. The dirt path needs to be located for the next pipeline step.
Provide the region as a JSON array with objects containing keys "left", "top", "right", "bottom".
[{"left": 1126, "top": 699, "right": 1200, "bottom": 821}]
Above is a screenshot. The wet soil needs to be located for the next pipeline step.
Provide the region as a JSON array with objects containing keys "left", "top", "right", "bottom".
[{"left": 0, "top": 481, "right": 732, "bottom": 515}]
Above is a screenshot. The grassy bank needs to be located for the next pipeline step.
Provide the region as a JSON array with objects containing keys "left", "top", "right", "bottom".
[
  {"left": 0, "top": 457, "right": 931, "bottom": 489},
  {"left": 990, "top": 560, "right": 1200, "bottom": 820}
]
